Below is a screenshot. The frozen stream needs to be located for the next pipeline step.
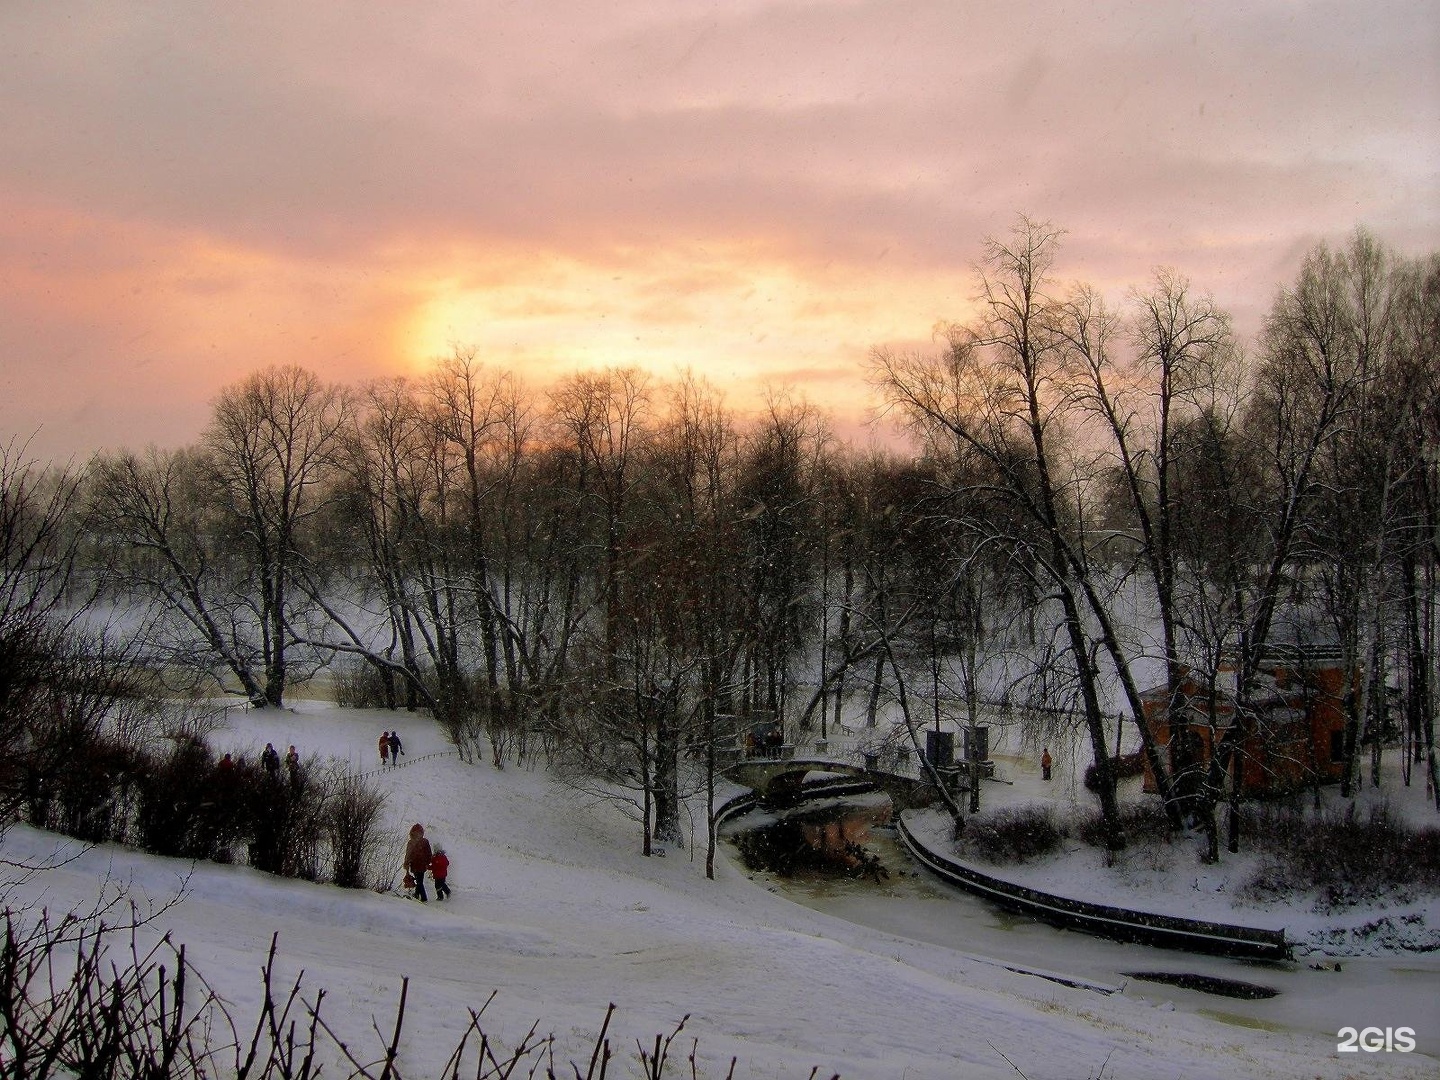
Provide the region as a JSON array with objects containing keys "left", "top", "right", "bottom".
[{"left": 720, "top": 800, "right": 1440, "bottom": 1058}]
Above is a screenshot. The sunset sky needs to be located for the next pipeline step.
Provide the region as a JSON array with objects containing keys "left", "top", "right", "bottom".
[{"left": 2, "top": 1, "right": 1437, "bottom": 461}]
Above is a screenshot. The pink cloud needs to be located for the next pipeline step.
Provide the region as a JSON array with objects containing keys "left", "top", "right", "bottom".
[{"left": 0, "top": 1, "right": 1434, "bottom": 458}]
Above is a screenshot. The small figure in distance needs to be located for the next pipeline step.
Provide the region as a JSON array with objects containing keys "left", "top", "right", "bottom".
[
  {"left": 1041, "top": 747, "right": 1053, "bottom": 782},
  {"left": 260, "top": 742, "right": 280, "bottom": 778},
  {"left": 405, "top": 823, "right": 432, "bottom": 902},
  {"left": 431, "top": 846, "right": 451, "bottom": 900},
  {"left": 379, "top": 731, "right": 390, "bottom": 768},
  {"left": 388, "top": 730, "right": 404, "bottom": 765}
]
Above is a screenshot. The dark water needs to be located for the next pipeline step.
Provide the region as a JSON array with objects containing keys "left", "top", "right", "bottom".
[
  {"left": 1122, "top": 971, "right": 1280, "bottom": 999},
  {"left": 725, "top": 796, "right": 893, "bottom": 881}
]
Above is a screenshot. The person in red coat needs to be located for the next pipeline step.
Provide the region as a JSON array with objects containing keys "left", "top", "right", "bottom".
[
  {"left": 378, "top": 732, "right": 391, "bottom": 767},
  {"left": 404, "top": 823, "right": 432, "bottom": 902},
  {"left": 430, "top": 847, "right": 451, "bottom": 900}
]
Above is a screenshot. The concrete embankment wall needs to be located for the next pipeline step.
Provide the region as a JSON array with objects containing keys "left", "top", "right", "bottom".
[{"left": 896, "top": 813, "right": 1291, "bottom": 961}]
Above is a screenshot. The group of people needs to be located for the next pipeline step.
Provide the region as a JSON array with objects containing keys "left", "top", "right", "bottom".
[
  {"left": 403, "top": 823, "right": 451, "bottom": 902},
  {"left": 377, "top": 730, "right": 405, "bottom": 768},
  {"left": 260, "top": 742, "right": 302, "bottom": 779},
  {"left": 219, "top": 744, "right": 302, "bottom": 783},
  {"left": 744, "top": 723, "right": 786, "bottom": 759}
]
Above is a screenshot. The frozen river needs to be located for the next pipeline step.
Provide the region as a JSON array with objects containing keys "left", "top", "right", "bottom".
[{"left": 720, "top": 800, "right": 1440, "bottom": 1059}]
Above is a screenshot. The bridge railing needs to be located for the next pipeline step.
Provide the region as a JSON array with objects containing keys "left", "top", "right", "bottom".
[
  {"left": 896, "top": 814, "right": 1290, "bottom": 961},
  {"left": 713, "top": 789, "right": 761, "bottom": 830}
]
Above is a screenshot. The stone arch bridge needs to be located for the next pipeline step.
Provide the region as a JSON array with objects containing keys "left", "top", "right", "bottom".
[{"left": 723, "top": 758, "right": 949, "bottom": 812}]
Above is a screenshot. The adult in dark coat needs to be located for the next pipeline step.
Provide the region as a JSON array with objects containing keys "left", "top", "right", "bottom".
[
  {"left": 388, "top": 731, "right": 404, "bottom": 764},
  {"left": 404, "top": 823, "right": 432, "bottom": 902}
]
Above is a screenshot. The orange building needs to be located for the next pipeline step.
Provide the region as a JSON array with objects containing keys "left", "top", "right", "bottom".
[{"left": 1140, "top": 649, "right": 1352, "bottom": 797}]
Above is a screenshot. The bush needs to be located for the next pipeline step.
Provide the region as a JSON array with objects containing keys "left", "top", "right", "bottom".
[
  {"left": 246, "top": 761, "right": 325, "bottom": 881},
  {"left": 7, "top": 624, "right": 157, "bottom": 842},
  {"left": 2, "top": 911, "right": 796, "bottom": 1080},
  {"left": 332, "top": 658, "right": 395, "bottom": 709},
  {"left": 962, "top": 805, "right": 1065, "bottom": 864},
  {"left": 1240, "top": 801, "right": 1440, "bottom": 909},
  {"left": 53, "top": 737, "right": 144, "bottom": 845},
  {"left": 1075, "top": 799, "right": 1171, "bottom": 849},
  {"left": 1083, "top": 751, "right": 1146, "bottom": 792},
  {"left": 323, "top": 770, "right": 388, "bottom": 889},
  {"left": 134, "top": 736, "right": 239, "bottom": 861},
  {"left": 32, "top": 725, "right": 387, "bottom": 892}
]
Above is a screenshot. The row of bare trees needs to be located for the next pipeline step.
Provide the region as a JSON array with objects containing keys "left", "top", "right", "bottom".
[
  {"left": 7, "top": 220, "right": 1438, "bottom": 865},
  {"left": 874, "top": 219, "right": 1440, "bottom": 859}
]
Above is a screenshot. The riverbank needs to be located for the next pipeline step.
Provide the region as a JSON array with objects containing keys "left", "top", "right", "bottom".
[{"left": 912, "top": 747, "right": 1440, "bottom": 957}]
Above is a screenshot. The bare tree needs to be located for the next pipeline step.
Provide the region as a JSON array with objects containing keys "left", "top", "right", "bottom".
[
  {"left": 873, "top": 217, "right": 1127, "bottom": 851},
  {"left": 1390, "top": 254, "right": 1440, "bottom": 808},
  {"left": 91, "top": 446, "right": 268, "bottom": 703},
  {"left": 1, "top": 439, "right": 91, "bottom": 824},
  {"left": 316, "top": 376, "right": 432, "bottom": 710},
  {"left": 653, "top": 374, "right": 749, "bottom": 875},
  {"left": 1058, "top": 270, "right": 1241, "bottom": 834},
  {"left": 424, "top": 349, "right": 524, "bottom": 737},
  {"left": 735, "top": 395, "right": 826, "bottom": 727},
  {"left": 550, "top": 367, "right": 654, "bottom": 678},
  {"left": 1299, "top": 233, "right": 1416, "bottom": 798},
  {"left": 205, "top": 366, "right": 349, "bottom": 707},
  {"left": 291, "top": 371, "right": 491, "bottom": 759}
]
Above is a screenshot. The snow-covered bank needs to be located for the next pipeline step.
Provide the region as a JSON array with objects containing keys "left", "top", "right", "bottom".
[
  {"left": 2, "top": 703, "right": 1434, "bottom": 1078},
  {"left": 903, "top": 805, "right": 1440, "bottom": 959},
  {"left": 917, "top": 735, "right": 1440, "bottom": 960}
]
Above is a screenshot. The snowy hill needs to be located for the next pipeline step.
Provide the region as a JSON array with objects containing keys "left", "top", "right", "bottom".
[{"left": 2, "top": 703, "right": 1433, "bottom": 1079}]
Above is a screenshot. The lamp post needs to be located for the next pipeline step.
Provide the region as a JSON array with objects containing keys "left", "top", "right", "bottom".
[{"left": 966, "top": 723, "right": 987, "bottom": 814}]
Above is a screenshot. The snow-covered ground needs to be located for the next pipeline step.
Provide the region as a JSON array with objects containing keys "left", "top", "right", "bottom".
[
  {"left": 904, "top": 739, "right": 1440, "bottom": 953},
  {"left": 3, "top": 702, "right": 1436, "bottom": 1078}
]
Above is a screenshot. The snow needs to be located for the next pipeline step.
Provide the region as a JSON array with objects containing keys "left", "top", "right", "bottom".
[
  {"left": 3, "top": 702, "right": 1437, "bottom": 1079},
  {"left": 916, "top": 732, "right": 1440, "bottom": 959}
]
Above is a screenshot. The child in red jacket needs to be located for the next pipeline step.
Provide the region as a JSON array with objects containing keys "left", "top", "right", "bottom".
[{"left": 430, "top": 847, "right": 451, "bottom": 900}]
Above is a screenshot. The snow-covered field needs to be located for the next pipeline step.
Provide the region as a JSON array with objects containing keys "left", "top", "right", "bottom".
[{"left": 3, "top": 703, "right": 1435, "bottom": 1079}]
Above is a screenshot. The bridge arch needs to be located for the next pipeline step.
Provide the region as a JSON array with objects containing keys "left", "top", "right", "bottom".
[{"left": 723, "top": 758, "right": 946, "bottom": 812}]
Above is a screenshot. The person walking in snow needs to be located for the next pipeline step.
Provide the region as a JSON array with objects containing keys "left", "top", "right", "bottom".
[
  {"left": 1041, "top": 747, "right": 1053, "bottom": 782},
  {"left": 388, "top": 730, "right": 404, "bottom": 765},
  {"left": 378, "top": 732, "right": 390, "bottom": 768},
  {"left": 430, "top": 846, "right": 451, "bottom": 900},
  {"left": 284, "top": 744, "right": 301, "bottom": 787},
  {"left": 405, "top": 823, "right": 432, "bottom": 902}
]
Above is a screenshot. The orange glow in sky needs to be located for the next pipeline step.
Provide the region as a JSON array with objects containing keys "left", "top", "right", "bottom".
[
  {"left": 0, "top": 2, "right": 1435, "bottom": 460},
  {"left": 399, "top": 240, "right": 965, "bottom": 419}
]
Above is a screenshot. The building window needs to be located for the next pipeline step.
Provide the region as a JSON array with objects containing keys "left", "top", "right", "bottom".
[{"left": 1329, "top": 729, "right": 1344, "bottom": 763}]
